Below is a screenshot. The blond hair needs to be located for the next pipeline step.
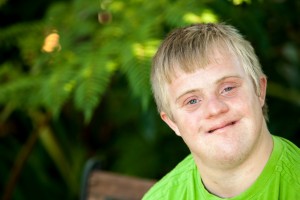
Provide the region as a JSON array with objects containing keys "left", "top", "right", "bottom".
[{"left": 151, "top": 23, "right": 268, "bottom": 120}]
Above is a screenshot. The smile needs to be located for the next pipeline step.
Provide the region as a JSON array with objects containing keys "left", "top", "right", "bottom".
[{"left": 208, "top": 121, "right": 237, "bottom": 134}]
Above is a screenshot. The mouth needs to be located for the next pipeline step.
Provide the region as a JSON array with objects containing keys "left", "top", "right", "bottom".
[{"left": 208, "top": 121, "right": 237, "bottom": 134}]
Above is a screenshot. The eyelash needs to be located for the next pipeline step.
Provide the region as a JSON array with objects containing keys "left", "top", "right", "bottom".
[
  {"left": 223, "top": 86, "right": 234, "bottom": 92},
  {"left": 187, "top": 98, "right": 200, "bottom": 105},
  {"left": 221, "top": 85, "right": 238, "bottom": 96}
]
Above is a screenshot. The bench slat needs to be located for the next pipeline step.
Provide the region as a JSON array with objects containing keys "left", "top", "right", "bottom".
[{"left": 87, "top": 171, "right": 156, "bottom": 200}]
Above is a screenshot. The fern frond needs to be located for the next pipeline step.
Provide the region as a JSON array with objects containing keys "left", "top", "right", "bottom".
[
  {"left": 120, "top": 40, "right": 159, "bottom": 111},
  {"left": 0, "top": 76, "right": 43, "bottom": 108},
  {"left": 74, "top": 57, "right": 113, "bottom": 123},
  {"left": 41, "top": 67, "right": 77, "bottom": 118}
]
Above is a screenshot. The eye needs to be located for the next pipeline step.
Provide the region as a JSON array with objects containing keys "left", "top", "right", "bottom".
[
  {"left": 220, "top": 85, "right": 238, "bottom": 97},
  {"left": 187, "top": 98, "right": 200, "bottom": 105},
  {"left": 223, "top": 86, "right": 234, "bottom": 93},
  {"left": 219, "top": 79, "right": 242, "bottom": 97}
]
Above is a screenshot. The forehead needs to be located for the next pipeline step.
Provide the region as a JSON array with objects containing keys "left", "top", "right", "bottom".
[{"left": 170, "top": 51, "right": 244, "bottom": 83}]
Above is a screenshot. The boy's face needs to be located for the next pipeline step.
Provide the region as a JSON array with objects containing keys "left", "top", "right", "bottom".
[{"left": 160, "top": 52, "right": 267, "bottom": 168}]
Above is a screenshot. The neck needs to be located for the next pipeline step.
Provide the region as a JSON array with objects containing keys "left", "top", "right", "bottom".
[{"left": 196, "top": 125, "right": 273, "bottom": 198}]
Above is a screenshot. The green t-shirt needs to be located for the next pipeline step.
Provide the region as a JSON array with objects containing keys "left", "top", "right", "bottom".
[{"left": 142, "top": 136, "right": 300, "bottom": 199}]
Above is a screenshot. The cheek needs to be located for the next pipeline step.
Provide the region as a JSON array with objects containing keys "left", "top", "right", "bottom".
[
  {"left": 176, "top": 107, "right": 201, "bottom": 124},
  {"left": 233, "top": 87, "right": 260, "bottom": 112},
  {"left": 174, "top": 112, "right": 204, "bottom": 139},
  {"left": 233, "top": 94, "right": 263, "bottom": 130}
]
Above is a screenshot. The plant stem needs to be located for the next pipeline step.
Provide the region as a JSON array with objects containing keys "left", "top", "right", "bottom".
[{"left": 2, "top": 129, "right": 40, "bottom": 200}]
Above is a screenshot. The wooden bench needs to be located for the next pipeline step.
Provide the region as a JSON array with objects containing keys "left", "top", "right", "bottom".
[{"left": 80, "top": 158, "right": 156, "bottom": 200}]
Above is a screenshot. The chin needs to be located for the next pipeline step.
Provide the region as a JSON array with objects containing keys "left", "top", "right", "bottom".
[{"left": 208, "top": 143, "right": 247, "bottom": 166}]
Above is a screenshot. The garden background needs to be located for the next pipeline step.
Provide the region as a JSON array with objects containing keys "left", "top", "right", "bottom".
[{"left": 0, "top": 0, "right": 299, "bottom": 199}]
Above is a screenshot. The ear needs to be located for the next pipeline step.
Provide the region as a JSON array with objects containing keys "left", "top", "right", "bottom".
[
  {"left": 259, "top": 76, "right": 267, "bottom": 107},
  {"left": 160, "top": 111, "right": 181, "bottom": 137}
]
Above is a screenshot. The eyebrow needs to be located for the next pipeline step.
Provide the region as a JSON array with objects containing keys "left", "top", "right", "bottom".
[
  {"left": 215, "top": 75, "right": 242, "bottom": 84},
  {"left": 175, "top": 75, "right": 242, "bottom": 103}
]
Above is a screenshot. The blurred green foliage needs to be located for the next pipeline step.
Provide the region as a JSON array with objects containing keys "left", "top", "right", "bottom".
[{"left": 0, "top": 0, "right": 299, "bottom": 199}]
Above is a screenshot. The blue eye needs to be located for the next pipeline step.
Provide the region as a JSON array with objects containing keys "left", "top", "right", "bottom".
[
  {"left": 188, "top": 99, "right": 199, "bottom": 105},
  {"left": 224, "top": 87, "right": 234, "bottom": 92}
]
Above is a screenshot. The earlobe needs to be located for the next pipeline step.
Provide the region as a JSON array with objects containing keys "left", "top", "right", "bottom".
[
  {"left": 259, "top": 76, "right": 267, "bottom": 107},
  {"left": 160, "top": 112, "right": 181, "bottom": 136}
]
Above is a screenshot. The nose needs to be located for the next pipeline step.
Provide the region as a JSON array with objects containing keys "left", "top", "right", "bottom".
[{"left": 203, "top": 96, "right": 229, "bottom": 119}]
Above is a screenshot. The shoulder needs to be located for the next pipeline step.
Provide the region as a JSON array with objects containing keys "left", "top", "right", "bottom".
[
  {"left": 142, "top": 154, "right": 197, "bottom": 199},
  {"left": 273, "top": 136, "right": 300, "bottom": 184},
  {"left": 274, "top": 135, "right": 300, "bottom": 161}
]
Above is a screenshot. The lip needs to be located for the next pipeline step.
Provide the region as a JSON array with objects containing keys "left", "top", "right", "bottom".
[{"left": 207, "top": 120, "right": 238, "bottom": 134}]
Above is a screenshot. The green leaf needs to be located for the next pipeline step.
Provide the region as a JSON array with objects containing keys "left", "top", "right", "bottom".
[
  {"left": 74, "top": 57, "right": 113, "bottom": 123},
  {"left": 41, "top": 67, "right": 77, "bottom": 118}
]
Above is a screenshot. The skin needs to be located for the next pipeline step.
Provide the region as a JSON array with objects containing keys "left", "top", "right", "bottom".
[{"left": 160, "top": 52, "right": 273, "bottom": 198}]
